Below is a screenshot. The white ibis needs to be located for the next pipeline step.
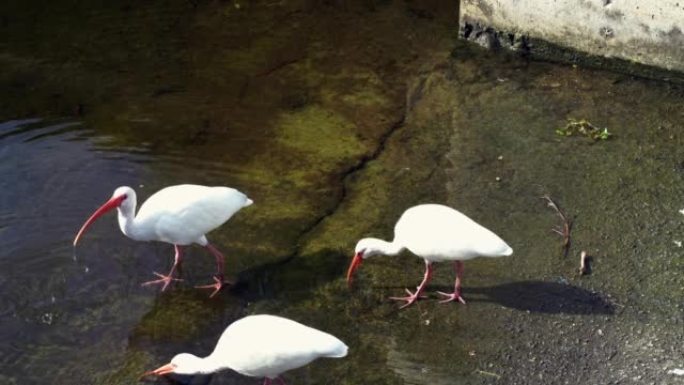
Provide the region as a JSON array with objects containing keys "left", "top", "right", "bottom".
[
  {"left": 73, "top": 184, "right": 253, "bottom": 297},
  {"left": 346, "top": 204, "right": 513, "bottom": 308},
  {"left": 141, "top": 314, "right": 348, "bottom": 384}
]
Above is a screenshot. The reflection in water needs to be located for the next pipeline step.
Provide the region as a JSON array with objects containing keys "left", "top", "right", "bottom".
[
  {"left": 0, "top": 120, "right": 83, "bottom": 143},
  {"left": 0, "top": 118, "right": 150, "bottom": 383},
  {"left": 0, "top": 118, "right": 43, "bottom": 139},
  {"left": 0, "top": 107, "right": 280, "bottom": 383},
  {"left": 0, "top": 116, "right": 268, "bottom": 384}
]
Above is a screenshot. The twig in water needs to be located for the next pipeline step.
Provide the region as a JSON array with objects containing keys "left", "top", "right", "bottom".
[{"left": 541, "top": 195, "right": 573, "bottom": 257}]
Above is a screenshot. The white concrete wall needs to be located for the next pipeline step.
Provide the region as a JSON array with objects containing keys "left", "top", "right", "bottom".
[{"left": 460, "top": 0, "right": 684, "bottom": 73}]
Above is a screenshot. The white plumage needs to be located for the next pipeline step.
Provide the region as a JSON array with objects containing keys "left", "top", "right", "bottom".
[
  {"left": 73, "top": 184, "right": 253, "bottom": 296},
  {"left": 130, "top": 185, "right": 251, "bottom": 245},
  {"left": 141, "top": 315, "right": 348, "bottom": 384},
  {"left": 394, "top": 204, "right": 513, "bottom": 261},
  {"left": 213, "top": 315, "right": 348, "bottom": 378},
  {"left": 347, "top": 204, "right": 513, "bottom": 308}
]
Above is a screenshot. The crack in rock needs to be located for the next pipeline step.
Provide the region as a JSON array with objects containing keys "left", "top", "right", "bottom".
[{"left": 285, "top": 114, "right": 406, "bottom": 261}]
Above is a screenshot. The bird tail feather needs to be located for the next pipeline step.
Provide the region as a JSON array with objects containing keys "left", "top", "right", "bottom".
[{"left": 324, "top": 342, "right": 348, "bottom": 358}]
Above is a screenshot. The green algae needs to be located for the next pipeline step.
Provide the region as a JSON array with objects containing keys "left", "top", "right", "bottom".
[
  {"left": 556, "top": 118, "right": 612, "bottom": 141},
  {"left": 275, "top": 105, "right": 367, "bottom": 166},
  {"left": 130, "top": 290, "right": 228, "bottom": 341}
]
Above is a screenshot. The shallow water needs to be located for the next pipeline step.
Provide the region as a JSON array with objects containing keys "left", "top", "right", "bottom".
[{"left": 1, "top": 1, "right": 683, "bottom": 385}]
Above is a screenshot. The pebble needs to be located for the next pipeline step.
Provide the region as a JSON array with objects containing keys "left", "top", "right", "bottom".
[{"left": 40, "top": 313, "right": 54, "bottom": 325}]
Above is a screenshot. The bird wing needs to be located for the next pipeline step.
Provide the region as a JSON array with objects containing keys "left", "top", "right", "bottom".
[
  {"left": 213, "top": 315, "right": 347, "bottom": 377},
  {"left": 135, "top": 185, "right": 250, "bottom": 244},
  {"left": 395, "top": 204, "right": 511, "bottom": 260}
]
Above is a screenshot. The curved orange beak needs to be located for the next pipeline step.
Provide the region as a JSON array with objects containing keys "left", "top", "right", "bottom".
[
  {"left": 346, "top": 252, "right": 363, "bottom": 288},
  {"left": 73, "top": 195, "right": 126, "bottom": 246},
  {"left": 139, "top": 362, "right": 176, "bottom": 381}
]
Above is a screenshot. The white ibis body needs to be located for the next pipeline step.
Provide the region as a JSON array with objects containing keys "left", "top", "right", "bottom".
[
  {"left": 73, "top": 184, "right": 253, "bottom": 297},
  {"left": 346, "top": 204, "right": 513, "bottom": 308},
  {"left": 141, "top": 314, "right": 348, "bottom": 385}
]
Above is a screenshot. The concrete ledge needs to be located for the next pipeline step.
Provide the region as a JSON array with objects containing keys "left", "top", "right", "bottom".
[{"left": 460, "top": 0, "right": 684, "bottom": 76}]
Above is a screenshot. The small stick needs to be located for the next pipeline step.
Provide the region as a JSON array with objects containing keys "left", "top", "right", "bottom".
[
  {"left": 541, "top": 195, "right": 573, "bottom": 257},
  {"left": 579, "top": 250, "right": 591, "bottom": 276},
  {"left": 476, "top": 370, "right": 501, "bottom": 379}
]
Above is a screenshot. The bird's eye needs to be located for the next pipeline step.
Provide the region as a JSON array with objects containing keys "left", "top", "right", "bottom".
[{"left": 121, "top": 194, "right": 128, "bottom": 200}]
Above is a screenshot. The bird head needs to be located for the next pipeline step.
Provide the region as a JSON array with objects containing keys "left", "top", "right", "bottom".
[
  {"left": 140, "top": 353, "right": 208, "bottom": 379},
  {"left": 73, "top": 186, "right": 135, "bottom": 246},
  {"left": 346, "top": 238, "right": 386, "bottom": 287}
]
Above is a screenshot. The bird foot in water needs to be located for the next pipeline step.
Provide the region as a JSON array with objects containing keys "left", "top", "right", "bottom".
[
  {"left": 141, "top": 272, "right": 183, "bottom": 291},
  {"left": 389, "top": 288, "right": 428, "bottom": 309},
  {"left": 195, "top": 275, "right": 232, "bottom": 298},
  {"left": 436, "top": 290, "right": 467, "bottom": 304}
]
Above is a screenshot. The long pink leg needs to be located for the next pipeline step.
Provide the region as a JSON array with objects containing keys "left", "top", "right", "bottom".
[
  {"left": 195, "top": 243, "right": 233, "bottom": 298},
  {"left": 141, "top": 245, "right": 184, "bottom": 291},
  {"left": 263, "top": 379, "right": 271, "bottom": 385},
  {"left": 436, "top": 261, "right": 467, "bottom": 304},
  {"left": 390, "top": 260, "right": 433, "bottom": 309}
]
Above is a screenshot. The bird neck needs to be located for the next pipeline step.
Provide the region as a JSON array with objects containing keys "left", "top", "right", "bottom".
[
  {"left": 362, "top": 237, "right": 405, "bottom": 258},
  {"left": 381, "top": 239, "right": 404, "bottom": 256},
  {"left": 197, "top": 356, "right": 228, "bottom": 375},
  {"left": 116, "top": 203, "right": 143, "bottom": 241},
  {"left": 178, "top": 354, "right": 228, "bottom": 375},
  {"left": 200, "top": 353, "right": 233, "bottom": 374}
]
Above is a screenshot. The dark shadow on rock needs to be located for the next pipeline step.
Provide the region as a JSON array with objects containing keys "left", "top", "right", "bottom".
[
  {"left": 129, "top": 287, "right": 246, "bottom": 344},
  {"left": 377, "top": 280, "right": 615, "bottom": 315},
  {"left": 231, "top": 249, "right": 348, "bottom": 304},
  {"left": 466, "top": 280, "right": 615, "bottom": 315}
]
